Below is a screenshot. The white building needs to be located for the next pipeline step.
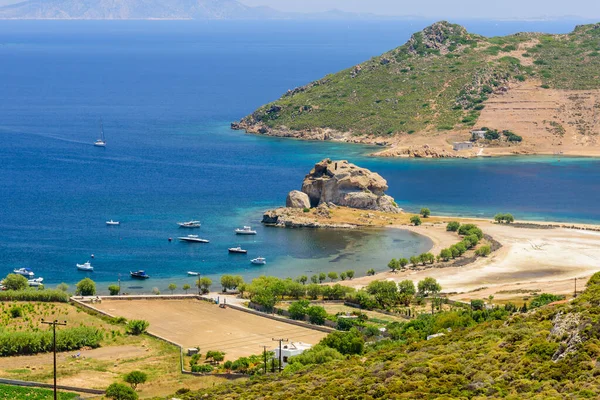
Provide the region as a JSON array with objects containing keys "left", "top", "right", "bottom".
[
  {"left": 273, "top": 342, "right": 312, "bottom": 367},
  {"left": 453, "top": 141, "right": 474, "bottom": 151},
  {"left": 471, "top": 130, "right": 486, "bottom": 140}
]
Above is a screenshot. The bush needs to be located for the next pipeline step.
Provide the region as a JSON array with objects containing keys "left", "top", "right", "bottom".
[
  {"left": 0, "top": 326, "right": 103, "bottom": 356},
  {"left": 494, "top": 213, "right": 515, "bottom": 224},
  {"left": 475, "top": 245, "right": 491, "bottom": 257},
  {"left": 320, "top": 329, "right": 365, "bottom": 355},
  {"left": 530, "top": 293, "right": 564, "bottom": 308},
  {"left": 288, "top": 300, "right": 310, "bottom": 321},
  {"left": 108, "top": 285, "right": 120, "bottom": 296},
  {"left": 0, "top": 290, "right": 69, "bottom": 303},
  {"left": 106, "top": 383, "right": 138, "bottom": 400},
  {"left": 446, "top": 221, "right": 460, "bottom": 232},
  {"left": 307, "top": 306, "right": 328, "bottom": 325},
  {"left": 2, "top": 274, "right": 28, "bottom": 291},
  {"left": 410, "top": 216, "right": 422, "bottom": 226},
  {"left": 9, "top": 306, "right": 23, "bottom": 318},
  {"left": 75, "top": 278, "right": 96, "bottom": 296},
  {"left": 127, "top": 320, "right": 149, "bottom": 335},
  {"left": 191, "top": 364, "right": 214, "bottom": 373},
  {"left": 420, "top": 208, "right": 431, "bottom": 218},
  {"left": 124, "top": 371, "right": 147, "bottom": 390},
  {"left": 56, "top": 283, "right": 69, "bottom": 292},
  {"left": 458, "top": 224, "right": 483, "bottom": 239}
]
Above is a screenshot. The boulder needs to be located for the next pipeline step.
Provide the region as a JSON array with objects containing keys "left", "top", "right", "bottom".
[
  {"left": 286, "top": 190, "right": 311, "bottom": 209},
  {"left": 299, "top": 159, "right": 402, "bottom": 213}
]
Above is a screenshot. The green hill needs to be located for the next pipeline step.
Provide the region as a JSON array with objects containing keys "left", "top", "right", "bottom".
[
  {"left": 233, "top": 21, "right": 600, "bottom": 138},
  {"left": 177, "top": 273, "right": 600, "bottom": 399}
]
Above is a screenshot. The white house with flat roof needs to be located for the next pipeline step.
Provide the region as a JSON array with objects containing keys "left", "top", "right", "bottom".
[
  {"left": 471, "top": 130, "right": 486, "bottom": 140},
  {"left": 453, "top": 141, "right": 474, "bottom": 151},
  {"left": 273, "top": 342, "right": 312, "bottom": 367}
]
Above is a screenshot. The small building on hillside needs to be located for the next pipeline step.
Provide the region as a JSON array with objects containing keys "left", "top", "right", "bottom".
[
  {"left": 471, "top": 130, "right": 486, "bottom": 140},
  {"left": 453, "top": 141, "right": 474, "bottom": 151},
  {"left": 273, "top": 342, "right": 312, "bottom": 367}
]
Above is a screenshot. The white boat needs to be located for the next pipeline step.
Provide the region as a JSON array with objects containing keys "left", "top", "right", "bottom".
[
  {"left": 235, "top": 226, "right": 257, "bottom": 235},
  {"left": 178, "top": 220, "right": 201, "bottom": 228},
  {"left": 28, "top": 277, "right": 44, "bottom": 287},
  {"left": 251, "top": 257, "right": 266, "bottom": 265},
  {"left": 14, "top": 268, "right": 34, "bottom": 277},
  {"left": 106, "top": 220, "right": 120, "bottom": 226},
  {"left": 228, "top": 247, "right": 248, "bottom": 254},
  {"left": 187, "top": 271, "right": 200, "bottom": 276},
  {"left": 94, "top": 120, "right": 106, "bottom": 147},
  {"left": 178, "top": 235, "right": 210, "bottom": 243},
  {"left": 76, "top": 261, "right": 94, "bottom": 271}
]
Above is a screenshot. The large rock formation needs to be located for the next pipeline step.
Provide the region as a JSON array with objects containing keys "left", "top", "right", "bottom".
[
  {"left": 298, "top": 159, "right": 401, "bottom": 213},
  {"left": 286, "top": 190, "right": 311, "bottom": 209}
]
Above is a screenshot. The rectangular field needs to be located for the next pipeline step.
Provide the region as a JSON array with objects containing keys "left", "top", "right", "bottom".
[{"left": 95, "top": 299, "right": 327, "bottom": 360}]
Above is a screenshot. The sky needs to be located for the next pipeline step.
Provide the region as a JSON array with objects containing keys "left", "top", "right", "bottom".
[{"left": 240, "top": 0, "right": 600, "bottom": 19}]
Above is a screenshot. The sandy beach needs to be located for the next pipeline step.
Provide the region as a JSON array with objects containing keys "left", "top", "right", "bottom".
[{"left": 337, "top": 217, "right": 600, "bottom": 302}]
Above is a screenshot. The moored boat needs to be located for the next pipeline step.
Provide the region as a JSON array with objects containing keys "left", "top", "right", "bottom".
[
  {"left": 187, "top": 271, "right": 200, "bottom": 276},
  {"left": 178, "top": 235, "right": 210, "bottom": 243},
  {"left": 94, "top": 120, "right": 106, "bottom": 147},
  {"left": 178, "top": 220, "right": 201, "bottom": 228},
  {"left": 251, "top": 257, "right": 266, "bottom": 265},
  {"left": 14, "top": 267, "right": 34, "bottom": 277},
  {"left": 235, "top": 226, "right": 257, "bottom": 235},
  {"left": 28, "top": 277, "right": 44, "bottom": 287},
  {"left": 76, "top": 261, "right": 94, "bottom": 271},
  {"left": 106, "top": 220, "right": 120, "bottom": 226},
  {"left": 228, "top": 247, "right": 248, "bottom": 254},
  {"left": 130, "top": 270, "right": 150, "bottom": 279}
]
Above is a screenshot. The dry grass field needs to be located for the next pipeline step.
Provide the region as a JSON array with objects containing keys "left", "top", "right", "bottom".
[{"left": 94, "top": 299, "right": 328, "bottom": 361}]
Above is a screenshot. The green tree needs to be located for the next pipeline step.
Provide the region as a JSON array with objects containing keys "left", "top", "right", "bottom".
[
  {"left": 168, "top": 283, "right": 177, "bottom": 294},
  {"left": 328, "top": 272, "right": 338, "bottom": 282},
  {"left": 439, "top": 248, "right": 452, "bottom": 261},
  {"left": 366, "top": 269, "right": 376, "bottom": 276},
  {"left": 494, "top": 213, "right": 515, "bottom": 224},
  {"left": 410, "top": 215, "right": 422, "bottom": 226},
  {"left": 307, "top": 306, "right": 328, "bottom": 325},
  {"left": 197, "top": 277, "right": 212, "bottom": 294},
  {"left": 398, "top": 280, "right": 416, "bottom": 306},
  {"left": 106, "top": 383, "right": 138, "bottom": 400},
  {"left": 320, "top": 329, "right": 365, "bottom": 355},
  {"left": 288, "top": 300, "right": 310, "bottom": 320},
  {"left": 387, "top": 258, "right": 400, "bottom": 272},
  {"left": 346, "top": 270, "right": 355, "bottom": 280},
  {"left": 124, "top": 371, "right": 147, "bottom": 390},
  {"left": 399, "top": 258, "right": 409, "bottom": 270},
  {"left": 418, "top": 277, "right": 442, "bottom": 297},
  {"left": 299, "top": 275, "right": 308, "bottom": 285},
  {"left": 183, "top": 284, "right": 191, "bottom": 294},
  {"left": 307, "top": 284, "right": 322, "bottom": 300},
  {"left": 446, "top": 221, "right": 461, "bottom": 232},
  {"left": 56, "top": 283, "right": 69, "bottom": 292},
  {"left": 475, "top": 245, "right": 491, "bottom": 257},
  {"left": 127, "top": 320, "right": 149, "bottom": 335},
  {"left": 220, "top": 275, "right": 244, "bottom": 292},
  {"left": 310, "top": 275, "right": 319, "bottom": 284},
  {"left": 76, "top": 278, "right": 96, "bottom": 296},
  {"left": 318, "top": 273, "right": 327, "bottom": 283},
  {"left": 410, "top": 256, "right": 419, "bottom": 268},
  {"left": 420, "top": 208, "right": 431, "bottom": 218},
  {"left": 108, "top": 284, "right": 120, "bottom": 296},
  {"left": 458, "top": 224, "right": 483, "bottom": 239},
  {"left": 3, "top": 274, "right": 28, "bottom": 291},
  {"left": 366, "top": 281, "right": 399, "bottom": 309},
  {"left": 339, "top": 272, "right": 347, "bottom": 281}
]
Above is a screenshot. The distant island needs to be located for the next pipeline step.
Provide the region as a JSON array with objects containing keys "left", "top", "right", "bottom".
[
  {"left": 233, "top": 21, "right": 600, "bottom": 158},
  {"left": 0, "top": 0, "right": 389, "bottom": 20}
]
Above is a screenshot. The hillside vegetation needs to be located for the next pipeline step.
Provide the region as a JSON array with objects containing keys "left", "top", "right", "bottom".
[
  {"left": 235, "top": 21, "right": 600, "bottom": 138},
  {"left": 178, "top": 272, "right": 600, "bottom": 399}
]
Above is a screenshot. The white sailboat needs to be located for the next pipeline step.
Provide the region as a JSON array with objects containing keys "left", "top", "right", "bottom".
[{"left": 94, "top": 121, "right": 106, "bottom": 147}]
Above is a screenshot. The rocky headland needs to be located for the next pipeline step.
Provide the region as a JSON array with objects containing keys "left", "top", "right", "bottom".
[{"left": 262, "top": 159, "right": 403, "bottom": 228}]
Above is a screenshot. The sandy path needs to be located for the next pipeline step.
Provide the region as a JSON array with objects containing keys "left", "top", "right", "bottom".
[{"left": 341, "top": 221, "right": 600, "bottom": 298}]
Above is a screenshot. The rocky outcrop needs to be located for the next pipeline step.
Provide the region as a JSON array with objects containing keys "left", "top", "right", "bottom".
[
  {"left": 286, "top": 190, "right": 311, "bottom": 209},
  {"left": 407, "top": 21, "right": 469, "bottom": 56},
  {"left": 300, "top": 159, "right": 401, "bottom": 213},
  {"left": 261, "top": 207, "right": 356, "bottom": 229}
]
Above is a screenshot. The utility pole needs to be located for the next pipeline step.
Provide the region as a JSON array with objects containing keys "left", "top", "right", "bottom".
[
  {"left": 260, "top": 345, "right": 269, "bottom": 374},
  {"left": 272, "top": 338, "right": 288, "bottom": 372},
  {"left": 118, "top": 273, "right": 121, "bottom": 295},
  {"left": 41, "top": 319, "right": 67, "bottom": 400},
  {"left": 574, "top": 277, "right": 577, "bottom": 298}
]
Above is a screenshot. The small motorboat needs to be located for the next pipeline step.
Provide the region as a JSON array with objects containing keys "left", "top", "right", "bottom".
[
  {"left": 76, "top": 261, "right": 94, "bottom": 271},
  {"left": 228, "top": 247, "right": 248, "bottom": 254},
  {"left": 235, "top": 226, "right": 257, "bottom": 235},
  {"left": 28, "top": 277, "right": 44, "bottom": 287},
  {"left": 14, "top": 268, "right": 34, "bottom": 277},
  {"left": 130, "top": 270, "right": 150, "bottom": 279},
  {"left": 178, "top": 220, "right": 201, "bottom": 228},
  {"left": 178, "top": 235, "right": 210, "bottom": 243},
  {"left": 251, "top": 257, "right": 266, "bottom": 265},
  {"left": 187, "top": 271, "right": 200, "bottom": 276},
  {"left": 106, "top": 220, "right": 120, "bottom": 226}
]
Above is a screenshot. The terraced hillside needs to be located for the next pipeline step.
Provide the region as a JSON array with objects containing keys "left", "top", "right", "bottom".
[
  {"left": 178, "top": 273, "right": 600, "bottom": 399},
  {"left": 233, "top": 21, "right": 600, "bottom": 157}
]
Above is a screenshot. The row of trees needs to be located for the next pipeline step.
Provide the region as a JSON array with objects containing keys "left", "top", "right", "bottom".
[{"left": 494, "top": 213, "right": 515, "bottom": 224}]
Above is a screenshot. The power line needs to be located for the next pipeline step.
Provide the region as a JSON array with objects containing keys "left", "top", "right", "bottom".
[{"left": 41, "top": 319, "right": 67, "bottom": 400}]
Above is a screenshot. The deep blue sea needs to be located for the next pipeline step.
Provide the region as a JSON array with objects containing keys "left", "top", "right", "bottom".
[{"left": 1, "top": 19, "right": 598, "bottom": 292}]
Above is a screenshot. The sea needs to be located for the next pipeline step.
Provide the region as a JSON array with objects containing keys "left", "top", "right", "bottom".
[{"left": 1, "top": 19, "right": 598, "bottom": 293}]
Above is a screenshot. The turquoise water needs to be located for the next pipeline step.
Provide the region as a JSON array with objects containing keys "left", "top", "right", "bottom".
[{"left": 0, "top": 20, "right": 598, "bottom": 292}]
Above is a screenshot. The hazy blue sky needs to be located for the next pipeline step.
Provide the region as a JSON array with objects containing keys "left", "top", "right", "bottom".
[{"left": 240, "top": 0, "right": 600, "bottom": 19}]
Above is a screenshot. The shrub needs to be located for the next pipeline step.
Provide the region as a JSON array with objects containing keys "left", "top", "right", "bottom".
[
  {"left": 127, "top": 320, "right": 149, "bottom": 335},
  {"left": 106, "top": 383, "right": 138, "bottom": 400},
  {"left": 75, "top": 278, "right": 96, "bottom": 296},
  {"left": 0, "top": 290, "right": 69, "bottom": 303},
  {"left": 494, "top": 213, "right": 515, "bottom": 224},
  {"left": 0, "top": 326, "right": 103, "bottom": 356},
  {"left": 303, "top": 207, "right": 310, "bottom": 213},
  {"left": 320, "top": 329, "right": 365, "bottom": 355},
  {"left": 56, "top": 283, "right": 69, "bottom": 292},
  {"left": 446, "top": 221, "right": 460, "bottom": 232},
  {"left": 288, "top": 300, "right": 310, "bottom": 320},
  {"left": 471, "top": 299, "right": 485, "bottom": 310},
  {"left": 530, "top": 293, "right": 564, "bottom": 308},
  {"left": 307, "top": 306, "right": 328, "bottom": 325},
  {"left": 191, "top": 364, "right": 214, "bottom": 373},
  {"left": 410, "top": 216, "right": 422, "bottom": 226},
  {"left": 9, "top": 306, "right": 23, "bottom": 318},
  {"left": 2, "top": 274, "right": 28, "bottom": 291},
  {"left": 124, "top": 371, "right": 147, "bottom": 390},
  {"left": 108, "top": 285, "right": 120, "bottom": 296},
  {"left": 420, "top": 208, "right": 431, "bottom": 218},
  {"left": 475, "top": 245, "right": 491, "bottom": 257},
  {"left": 366, "top": 269, "right": 376, "bottom": 276},
  {"left": 458, "top": 224, "right": 483, "bottom": 239}
]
